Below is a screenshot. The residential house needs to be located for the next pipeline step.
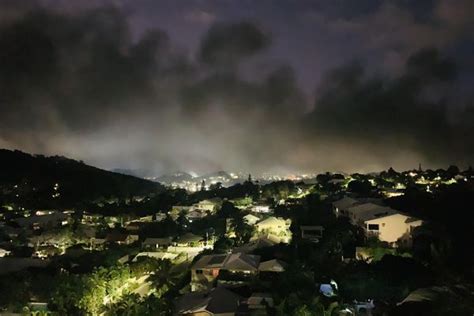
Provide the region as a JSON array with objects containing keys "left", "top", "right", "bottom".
[
  {"left": 105, "top": 232, "right": 138, "bottom": 245},
  {"left": 343, "top": 203, "right": 396, "bottom": 225},
  {"left": 186, "top": 209, "right": 209, "bottom": 221},
  {"left": 175, "top": 233, "right": 205, "bottom": 247},
  {"left": 125, "top": 221, "right": 146, "bottom": 232},
  {"left": 251, "top": 205, "right": 271, "bottom": 214},
  {"left": 364, "top": 212, "right": 423, "bottom": 244},
  {"left": 176, "top": 287, "right": 242, "bottom": 316},
  {"left": 142, "top": 237, "right": 173, "bottom": 250},
  {"left": 14, "top": 212, "right": 69, "bottom": 230},
  {"left": 300, "top": 225, "right": 324, "bottom": 242},
  {"left": 193, "top": 198, "right": 223, "bottom": 213},
  {"left": 170, "top": 206, "right": 192, "bottom": 220},
  {"left": 155, "top": 213, "right": 167, "bottom": 222},
  {"left": 191, "top": 252, "right": 260, "bottom": 291},
  {"left": 132, "top": 251, "right": 178, "bottom": 262},
  {"left": 138, "top": 215, "right": 154, "bottom": 222},
  {"left": 233, "top": 235, "right": 279, "bottom": 254},
  {"left": 243, "top": 214, "right": 260, "bottom": 226},
  {"left": 255, "top": 217, "right": 292, "bottom": 243},
  {"left": 245, "top": 293, "right": 274, "bottom": 309},
  {"left": 258, "top": 259, "right": 287, "bottom": 273},
  {"left": 90, "top": 237, "right": 106, "bottom": 250},
  {"left": 81, "top": 212, "right": 103, "bottom": 225},
  {"left": 0, "top": 248, "right": 11, "bottom": 257},
  {"left": 332, "top": 196, "right": 359, "bottom": 216}
]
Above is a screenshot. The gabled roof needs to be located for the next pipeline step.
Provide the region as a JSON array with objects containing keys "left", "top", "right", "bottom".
[
  {"left": 177, "top": 232, "right": 202, "bottom": 243},
  {"left": 224, "top": 253, "right": 260, "bottom": 271},
  {"left": 405, "top": 216, "right": 422, "bottom": 224},
  {"left": 197, "top": 197, "right": 222, "bottom": 205},
  {"left": 243, "top": 214, "right": 260, "bottom": 222},
  {"left": 192, "top": 252, "right": 260, "bottom": 271},
  {"left": 193, "top": 254, "right": 227, "bottom": 270},
  {"left": 14, "top": 212, "right": 68, "bottom": 227},
  {"left": 358, "top": 208, "right": 400, "bottom": 223},
  {"left": 176, "top": 287, "right": 241, "bottom": 315},
  {"left": 105, "top": 232, "right": 129, "bottom": 242},
  {"left": 347, "top": 203, "right": 398, "bottom": 221},
  {"left": 258, "top": 259, "right": 287, "bottom": 272},
  {"left": 233, "top": 236, "right": 278, "bottom": 253},
  {"left": 332, "top": 196, "right": 359, "bottom": 210},
  {"left": 256, "top": 216, "right": 288, "bottom": 227},
  {"left": 142, "top": 237, "right": 172, "bottom": 246},
  {"left": 347, "top": 202, "right": 384, "bottom": 214}
]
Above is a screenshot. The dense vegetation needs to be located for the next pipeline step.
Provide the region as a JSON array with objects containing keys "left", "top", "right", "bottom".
[{"left": 0, "top": 149, "right": 164, "bottom": 209}]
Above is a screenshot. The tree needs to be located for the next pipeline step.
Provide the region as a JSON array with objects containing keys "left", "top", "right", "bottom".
[
  {"left": 347, "top": 180, "right": 373, "bottom": 196},
  {"left": 147, "top": 259, "right": 180, "bottom": 298}
]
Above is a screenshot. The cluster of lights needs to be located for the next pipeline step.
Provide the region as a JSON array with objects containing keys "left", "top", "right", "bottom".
[{"left": 52, "top": 183, "right": 61, "bottom": 198}]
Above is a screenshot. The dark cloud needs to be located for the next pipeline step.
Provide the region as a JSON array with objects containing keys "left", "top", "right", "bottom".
[
  {"left": 307, "top": 48, "right": 473, "bottom": 168},
  {"left": 0, "top": 1, "right": 472, "bottom": 175},
  {"left": 199, "top": 21, "right": 270, "bottom": 69}
]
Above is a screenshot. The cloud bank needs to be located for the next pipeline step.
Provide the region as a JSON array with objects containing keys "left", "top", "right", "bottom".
[{"left": 0, "top": 0, "right": 472, "bottom": 175}]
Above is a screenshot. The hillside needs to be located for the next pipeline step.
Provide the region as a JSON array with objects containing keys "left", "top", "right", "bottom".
[{"left": 0, "top": 149, "right": 164, "bottom": 209}]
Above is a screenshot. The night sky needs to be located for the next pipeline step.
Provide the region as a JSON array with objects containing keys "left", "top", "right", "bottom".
[{"left": 0, "top": 0, "right": 473, "bottom": 175}]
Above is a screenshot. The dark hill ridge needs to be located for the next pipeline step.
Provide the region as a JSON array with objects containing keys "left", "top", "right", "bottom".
[{"left": 0, "top": 149, "right": 163, "bottom": 208}]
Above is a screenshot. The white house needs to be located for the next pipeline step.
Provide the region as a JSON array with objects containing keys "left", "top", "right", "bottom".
[
  {"left": 251, "top": 205, "right": 271, "bottom": 213},
  {"left": 0, "top": 248, "right": 11, "bottom": 257},
  {"left": 255, "top": 217, "right": 292, "bottom": 243},
  {"left": 192, "top": 198, "right": 222, "bottom": 213},
  {"left": 191, "top": 252, "right": 260, "bottom": 291},
  {"left": 243, "top": 214, "right": 260, "bottom": 225},
  {"left": 364, "top": 212, "right": 423, "bottom": 244},
  {"left": 343, "top": 203, "right": 396, "bottom": 225}
]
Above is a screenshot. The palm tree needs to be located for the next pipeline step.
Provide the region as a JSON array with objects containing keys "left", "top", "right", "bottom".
[{"left": 147, "top": 260, "right": 180, "bottom": 298}]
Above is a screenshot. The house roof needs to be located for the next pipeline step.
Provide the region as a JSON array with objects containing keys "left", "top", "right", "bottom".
[
  {"left": 142, "top": 237, "right": 172, "bottom": 246},
  {"left": 233, "top": 236, "right": 278, "bottom": 253},
  {"left": 300, "top": 225, "right": 324, "bottom": 231},
  {"left": 258, "top": 259, "right": 287, "bottom": 272},
  {"left": 362, "top": 209, "right": 411, "bottom": 223},
  {"left": 398, "top": 286, "right": 453, "bottom": 305},
  {"left": 105, "top": 232, "right": 129, "bottom": 242},
  {"left": 243, "top": 214, "right": 260, "bottom": 222},
  {"left": 13, "top": 212, "right": 68, "bottom": 227},
  {"left": 347, "top": 202, "right": 383, "bottom": 213},
  {"left": 363, "top": 211, "right": 422, "bottom": 225},
  {"left": 405, "top": 216, "right": 422, "bottom": 224},
  {"left": 332, "top": 196, "right": 359, "bottom": 210},
  {"left": 177, "top": 232, "right": 202, "bottom": 243},
  {"left": 224, "top": 253, "right": 260, "bottom": 271},
  {"left": 192, "top": 252, "right": 260, "bottom": 271},
  {"left": 133, "top": 252, "right": 178, "bottom": 261},
  {"left": 256, "top": 216, "right": 287, "bottom": 227},
  {"left": 197, "top": 198, "right": 222, "bottom": 205},
  {"left": 193, "top": 254, "right": 228, "bottom": 269},
  {"left": 176, "top": 287, "right": 241, "bottom": 315},
  {"left": 347, "top": 203, "right": 397, "bottom": 222}
]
